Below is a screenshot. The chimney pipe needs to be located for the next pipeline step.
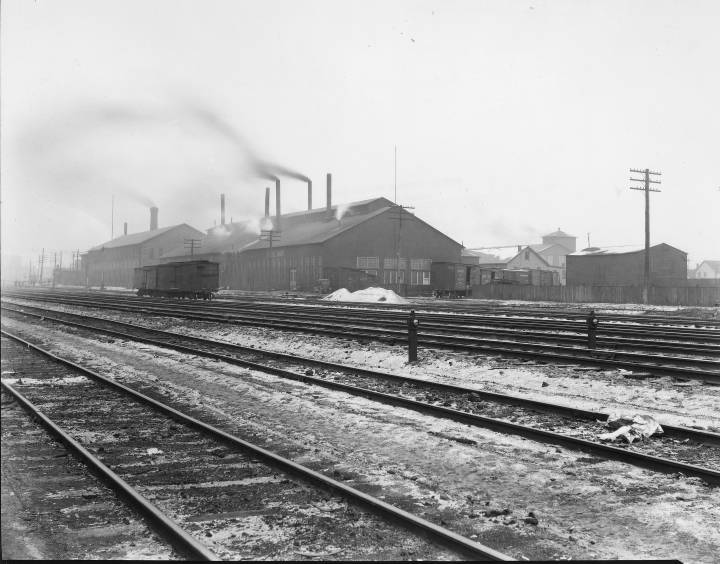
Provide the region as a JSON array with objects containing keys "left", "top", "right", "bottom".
[
  {"left": 264, "top": 187, "right": 270, "bottom": 218},
  {"left": 307, "top": 179, "right": 312, "bottom": 210},
  {"left": 123, "top": 222, "right": 128, "bottom": 236},
  {"left": 326, "top": 173, "right": 332, "bottom": 219},
  {"left": 275, "top": 179, "right": 281, "bottom": 231},
  {"left": 220, "top": 194, "right": 226, "bottom": 225},
  {"left": 150, "top": 207, "right": 158, "bottom": 231}
]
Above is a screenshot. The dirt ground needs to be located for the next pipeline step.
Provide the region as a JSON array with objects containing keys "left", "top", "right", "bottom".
[{"left": 2, "top": 311, "right": 719, "bottom": 562}]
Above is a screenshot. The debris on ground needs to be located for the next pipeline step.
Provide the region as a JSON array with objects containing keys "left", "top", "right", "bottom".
[{"left": 598, "top": 413, "right": 664, "bottom": 443}]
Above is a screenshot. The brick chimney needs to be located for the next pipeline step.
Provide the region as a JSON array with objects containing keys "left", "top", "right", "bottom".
[
  {"left": 326, "top": 173, "right": 332, "bottom": 220},
  {"left": 150, "top": 207, "right": 158, "bottom": 231}
]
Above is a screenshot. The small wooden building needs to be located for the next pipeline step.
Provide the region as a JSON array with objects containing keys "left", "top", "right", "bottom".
[{"left": 566, "top": 243, "right": 688, "bottom": 286}]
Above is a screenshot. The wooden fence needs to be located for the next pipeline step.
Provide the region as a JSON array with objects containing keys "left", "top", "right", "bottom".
[{"left": 469, "top": 284, "right": 720, "bottom": 307}]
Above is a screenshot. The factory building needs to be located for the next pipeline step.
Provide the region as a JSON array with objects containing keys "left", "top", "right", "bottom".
[
  {"left": 223, "top": 186, "right": 462, "bottom": 293},
  {"left": 82, "top": 207, "right": 203, "bottom": 288},
  {"left": 566, "top": 243, "right": 687, "bottom": 286}
]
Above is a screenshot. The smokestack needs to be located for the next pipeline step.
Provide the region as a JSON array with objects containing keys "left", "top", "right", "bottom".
[
  {"left": 307, "top": 179, "right": 312, "bottom": 210},
  {"left": 220, "top": 194, "right": 226, "bottom": 225},
  {"left": 275, "top": 178, "right": 281, "bottom": 231},
  {"left": 150, "top": 207, "right": 158, "bottom": 231},
  {"left": 123, "top": 222, "right": 128, "bottom": 236},
  {"left": 326, "top": 173, "right": 332, "bottom": 219},
  {"left": 264, "top": 187, "right": 270, "bottom": 217}
]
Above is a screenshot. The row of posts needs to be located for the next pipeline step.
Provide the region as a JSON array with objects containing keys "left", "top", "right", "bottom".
[{"left": 406, "top": 309, "right": 600, "bottom": 363}]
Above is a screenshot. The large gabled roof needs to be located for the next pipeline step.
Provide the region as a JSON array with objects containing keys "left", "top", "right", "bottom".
[
  {"left": 88, "top": 224, "right": 201, "bottom": 251},
  {"left": 241, "top": 197, "right": 461, "bottom": 251}
]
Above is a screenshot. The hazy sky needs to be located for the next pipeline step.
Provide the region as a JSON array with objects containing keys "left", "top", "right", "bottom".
[{"left": 2, "top": 0, "right": 718, "bottom": 268}]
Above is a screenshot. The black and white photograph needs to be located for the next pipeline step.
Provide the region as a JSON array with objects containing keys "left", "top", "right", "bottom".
[{"left": 1, "top": 0, "right": 718, "bottom": 561}]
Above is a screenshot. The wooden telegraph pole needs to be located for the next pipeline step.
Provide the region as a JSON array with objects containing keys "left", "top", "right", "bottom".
[
  {"left": 260, "top": 230, "right": 281, "bottom": 290},
  {"left": 629, "top": 168, "right": 662, "bottom": 304}
]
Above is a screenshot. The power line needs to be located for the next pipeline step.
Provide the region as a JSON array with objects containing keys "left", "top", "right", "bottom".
[{"left": 629, "top": 168, "right": 662, "bottom": 304}]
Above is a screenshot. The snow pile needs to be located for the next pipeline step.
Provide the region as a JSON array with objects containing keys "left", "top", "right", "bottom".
[
  {"left": 323, "top": 287, "right": 407, "bottom": 304},
  {"left": 323, "top": 288, "right": 352, "bottom": 301}
]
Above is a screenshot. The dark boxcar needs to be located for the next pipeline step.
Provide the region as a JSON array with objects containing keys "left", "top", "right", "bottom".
[
  {"left": 134, "top": 260, "right": 219, "bottom": 299},
  {"left": 431, "top": 262, "right": 476, "bottom": 297}
]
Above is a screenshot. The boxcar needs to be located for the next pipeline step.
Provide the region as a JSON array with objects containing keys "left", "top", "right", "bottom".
[{"left": 133, "top": 260, "right": 219, "bottom": 299}]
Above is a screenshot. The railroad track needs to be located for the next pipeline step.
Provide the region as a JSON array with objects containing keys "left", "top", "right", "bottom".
[
  {"left": 212, "top": 292, "right": 720, "bottom": 330},
  {"left": 8, "top": 289, "right": 720, "bottom": 339},
  {"left": 3, "top": 294, "right": 719, "bottom": 381},
  {"left": 4, "top": 304, "right": 719, "bottom": 487},
  {"left": 0, "top": 330, "right": 511, "bottom": 561}
]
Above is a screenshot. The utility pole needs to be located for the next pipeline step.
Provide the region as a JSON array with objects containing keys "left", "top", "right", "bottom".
[
  {"left": 630, "top": 168, "right": 662, "bottom": 304},
  {"left": 111, "top": 195, "right": 114, "bottom": 239},
  {"left": 38, "top": 249, "right": 46, "bottom": 285},
  {"left": 260, "top": 230, "right": 281, "bottom": 290},
  {"left": 184, "top": 238, "right": 202, "bottom": 257},
  {"left": 389, "top": 204, "right": 414, "bottom": 295}
]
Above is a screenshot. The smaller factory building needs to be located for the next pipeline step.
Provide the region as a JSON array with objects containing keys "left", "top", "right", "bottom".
[
  {"left": 82, "top": 208, "right": 203, "bottom": 288},
  {"left": 566, "top": 243, "right": 688, "bottom": 286}
]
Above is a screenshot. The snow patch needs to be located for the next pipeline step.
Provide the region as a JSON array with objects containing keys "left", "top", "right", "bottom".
[{"left": 323, "top": 286, "right": 407, "bottom": 304}]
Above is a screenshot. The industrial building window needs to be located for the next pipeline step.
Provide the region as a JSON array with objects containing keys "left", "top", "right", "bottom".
[
  {"left": 410, "top": 270, "right": 431, "bottom": 285},
  {"left": 383, "top": 257, "right": 408, "bottom": 270},
  {"left": 410, "top": 258, "right": 431, "bottom": 271},
  {"left": 361, "top": 269, "right": 378, "bottom": 277},
  {"left": 383, "top": 270, "right": 405, "bottom": 284},
  {"left": 357, "top": 257, "right": 379, "bottom": 269}
]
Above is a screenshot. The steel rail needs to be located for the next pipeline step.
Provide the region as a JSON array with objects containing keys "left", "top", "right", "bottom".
[
  {"left": 0, "top": 379, "right": 219, "bottom": 561},
  {"left": 3, "top": 298, "right": 718, "bottom": 381},
  {"left": 7, "top": 289, "right": 719, "bottom": 340},
  {"left": 5, "top": 309, "right": 718, "bottom": 486},
  {"left": 0, "top": 329, "right": 512, "bottom": 561},
  {"left": 4, "top": 296, "right": 719, "bottom": 367},
  {"left": 11, "top": 287, "right": 720, "bottom": 329},
  {"left": 7, "top": 296, "right": 717, "bottom": 354},
  {"left": 3, "top": 302, "right": 717, "bottom": 445}
]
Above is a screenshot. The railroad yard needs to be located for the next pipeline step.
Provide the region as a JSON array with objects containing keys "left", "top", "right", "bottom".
[{"left": 1, "top": 288, "right": 718, "bottom": 561}]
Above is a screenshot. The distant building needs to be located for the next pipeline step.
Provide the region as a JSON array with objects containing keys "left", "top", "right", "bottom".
[
  {"left": 695, "top": 260, "right": 720, "bottom": 279},
  {"left": 528, "top": 228, "right": 577, "bottom": 284},
  {"left": 82, "top": 214, "right": 203, "bottom": 288},
  {"left": 462, "top": 245, "right": 562, "bottom": 285},
  {"left": 465, "top": 228, "right": 576, "bottom": 284},
  {"left": 566, "top": 243, "right": 687, "bottom": 286}
]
